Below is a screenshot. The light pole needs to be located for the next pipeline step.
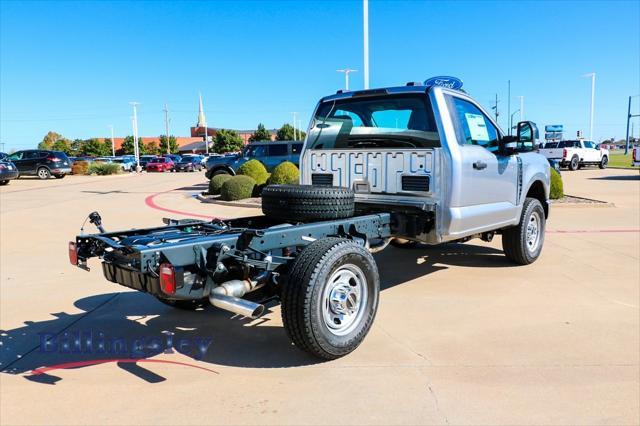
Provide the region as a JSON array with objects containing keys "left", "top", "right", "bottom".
[
  {"left": 510, "top": 109, "right": 520, "bottom": 135},
  {"left": 163, "top": 104, "right": 171, "bottom": 154},
  {"left": 363, "top": 0, "right": 369, "bottom": 89},
  {"left": 336, "top": 69, "right": 357, "bottom": 90},
  {"left": 518, "top": 96, "right": 524, "bottom": 121},
  {"left": 109, "top": 125, "right": 115, "bottom": 156},
  {"left": 625, "top": 95, "right": 640, "bottom": 154},
  {"left": 584, "top": 72, "right": 596, "bottom": 141},
  {"left": 129, "top": 102, "right": 140, "bottom": 170}
]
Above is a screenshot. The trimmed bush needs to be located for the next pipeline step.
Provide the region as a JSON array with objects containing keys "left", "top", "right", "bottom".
[
  {"left": 237, "top": 159, "right": 269, "bottom": 185},
  {"left": 549, "top": 168, "right": 564, "bottom": 200},
  {"left": 209, "top": 174, "right": 233, "bottom": 195},
  {"left": 268, "top": 161, "right": 299, "bottom": 185},
  {"left": 71, "top": 160, "right": 89, "bottom": 175},
  {"left": 220, "top": 175, "right": 256, "bottom": 201},
  {"left": 87, "top": 163, "right": 121, "bottom": 176}
]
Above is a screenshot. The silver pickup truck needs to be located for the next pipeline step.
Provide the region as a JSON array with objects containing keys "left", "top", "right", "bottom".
[{"left": 70, "top": 78, "right": 550, "bottom": 360}]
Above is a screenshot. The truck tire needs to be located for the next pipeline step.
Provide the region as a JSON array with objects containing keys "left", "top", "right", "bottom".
[
  {"left": 502, "top": 197, "right": 546, "bottom": 265},
  {"left": 599, "top": 156, "right": 608, "bottom": 169},
  {"left": 281, "top": 237, "right": 379, "bottom": 359},
  {"left": 262, "top": 185, "right": 355, "bottom": 222},
  {"left": 568, "top": 155, "right": 579, "bottom": 171}
]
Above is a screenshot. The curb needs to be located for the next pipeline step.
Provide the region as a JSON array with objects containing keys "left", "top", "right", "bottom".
[
  {"left": 195, "top": 194, "right": 261, "bottom": 209},
  {"left": 551, "top": 194, "right": 614, "bottom": 208}
]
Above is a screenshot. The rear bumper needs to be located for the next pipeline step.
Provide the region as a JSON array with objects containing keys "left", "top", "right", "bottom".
[
  {"left": 51, "top": 167, "right": 71, "bottom": 175},
  {"left": 0, "top": 170, "right": 19, "bottom": 180}
]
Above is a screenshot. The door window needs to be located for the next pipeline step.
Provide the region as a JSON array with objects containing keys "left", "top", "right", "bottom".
[
  {"left": 245, "top": 145, "right": 267, "bottom": 158},
  {"left": 268, "top": 144, "right": 288, "bottom": 156},
  {"left": 447, "top": 96, "right": 500, "bottom": 152},
  {"left": 8, "top": 152, "right": 23, "bottom": 161}
]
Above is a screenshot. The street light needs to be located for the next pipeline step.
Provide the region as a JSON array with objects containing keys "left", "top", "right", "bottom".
[
  {"left": 583, "top": 72, "right": 596, "bottom": 141},
  {"left": 336, "top": 69, "right": 357, "bottom": 90},
  {"left": 363, "top": 0, "right": 369, "bottom": 89},
  {"left": 509, "top": 109, "right": 520, "bottom": 136}
]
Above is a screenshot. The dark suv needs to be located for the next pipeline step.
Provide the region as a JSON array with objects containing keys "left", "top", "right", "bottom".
[
  {"left": 7, "top": 150, "right": 72, "bottom": 179},
  {"left": 205, "top": 140, "right": 303, "bottom": 178}
]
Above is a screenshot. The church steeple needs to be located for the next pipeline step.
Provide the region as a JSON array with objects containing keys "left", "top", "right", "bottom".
[{"left": 197, "top": 93, "right": 206, "bottom": 127}]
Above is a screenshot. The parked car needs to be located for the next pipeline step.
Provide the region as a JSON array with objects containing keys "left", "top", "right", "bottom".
[
  {"left": 540, "top": 139, "right": 609, "bottom": 170},
  {"left": 0, "top": 158, "right": 19, "bottom": 185},
  {"left": 138, "top": 155, "right": 158, "bottom": 170},
  {"left": 112, "top": 157, "right": 137, "bottom": 172},
  {"left": 205, "top": 140, "right": 303, "bottom": 178},
  {"left": 6, "top": 150, "right": 71, "bottom": 179},
  {"left": 182, "top": 154, "right": 206, "bottom": 166},
  {"left": 632, "top": 147, "right": 640, "bottom": 168},
  {"left": 146, "top": 157, "right": 174, "bottom": 172},
  {"left": 0, "top": 152, "right": 8, "bottom": 161},
  {"left": 163, "top": 154, "right": 182, "bottom": 164},
  {"left": 175, "top": 157, "right": 203, "bottom": 172}
]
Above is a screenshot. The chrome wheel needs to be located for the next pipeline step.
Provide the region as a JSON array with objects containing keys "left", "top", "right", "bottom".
[
  {"left": 38, "top": 168, "right": 50, "bottom": 179},
  {"left": 526, "top": 211, "right": 541, "bottom": 252},
  {"left": 322, "top": 264, "right": 368, "bottom": 336}
]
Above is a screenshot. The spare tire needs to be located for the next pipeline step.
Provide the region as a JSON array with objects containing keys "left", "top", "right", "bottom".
[{"left": 262, "top": 185, "right": 354, "bottom": 222}]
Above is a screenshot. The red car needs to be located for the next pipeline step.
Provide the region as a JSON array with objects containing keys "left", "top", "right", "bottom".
[{"left": 146, "top": 157, "right": 174, "bottom": 172}]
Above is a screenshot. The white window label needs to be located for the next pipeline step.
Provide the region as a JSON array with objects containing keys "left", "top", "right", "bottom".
[{"left": 464, "top": 113, "right": 490, "bottom": 141}]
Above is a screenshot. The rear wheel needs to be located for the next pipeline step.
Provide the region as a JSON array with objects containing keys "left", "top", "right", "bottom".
[
  {"left": 37, "top": 167, "right": 51, "bottom": 179},
  {"left": 599, "top": 156, "right": 608, "bottom": 169},
  {"left": 502, "top": 197, "right": 546, "bottom": 265},
  {"left": 281, "top": 238, "right": 379, "bottom": 359},
  {"left": 568, "top": 155, "right": 580, "bottom": 171},
  {"left": 262, "top": 185, "right": 355, "bottom": 222},
  {"left": 0, "top": 180, "right": 8, "bottom": 186}
]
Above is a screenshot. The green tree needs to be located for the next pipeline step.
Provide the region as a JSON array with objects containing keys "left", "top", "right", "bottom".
[
  {"left": 145, "top": 141, "right": 160, "bottom": 155},
  {"left": 70, "top": 139, "right": 84, "bottom": 156},
  {"left": 276, "top": 123, "right": 306, "bottom": 141},
  {"left": 248, "top": 123, "right": 273, "bottom": 142},
  {"left": 81, "top": 138, "right": 111, "bottom": 156},
  {"left": 119, "top": 136, "right": 147, "bottom": 155},
  {"left": 214, "top": 129, "right": 244, "bottom": 154},
  {"left": 159, "top": 135, "right": 179, "bottom": 154},
  {"left": 38, "top": 131, "right": 64, "bottom": 150},
  {"left": 51, "top": 139, "right": 72, "bottom": 154}
]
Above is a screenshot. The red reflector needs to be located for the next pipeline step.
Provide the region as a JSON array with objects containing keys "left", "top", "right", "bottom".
[
  {"left": 68, "top": 241, "right": 78, "bottom": 265},
  {"left": 562, "top": 148, "right": 567, "bottom": 159},
  {"left": 159, "top": 263, "right": 176, "bottom": 295}
]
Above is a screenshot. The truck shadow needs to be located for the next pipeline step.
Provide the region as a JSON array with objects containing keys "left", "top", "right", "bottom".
[
  {"left": 0, "top": 243, "right": 511, "bottom": 383},
  {"left": 589, "top": 174, "right": 639, "bottom": 181}
]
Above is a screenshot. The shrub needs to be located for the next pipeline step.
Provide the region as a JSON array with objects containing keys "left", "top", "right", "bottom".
[
  {"left": 209, "top": 174, "right": 232, "bottom": 195},
  {"left": 71, "top": 160, "right": 89, "bottom": 175},
  {"left": 549, "top": 168, "right": 564, "bottom": 200},
  {"left": 220, "top": 175, "right": 256, "bottom": 201},
  {"left": 268, "top": 161, "right": 299, "bottom": 185},
  {"left": 87, "top": 163, "right": 121, "bottom": 176},
  {"left": 237, "top": 159, "right": 269, "bottom": 185}
]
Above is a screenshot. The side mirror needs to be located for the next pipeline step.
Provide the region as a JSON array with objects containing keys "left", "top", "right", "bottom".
[
  {"left": 516, "top": 121, "right": 539, "bottom": 152},
  {"left": 499, "top": 135, "right": 517, "bottom": 155}
]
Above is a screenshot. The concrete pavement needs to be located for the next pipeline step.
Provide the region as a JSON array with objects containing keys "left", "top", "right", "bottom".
[{"left": 1, "top": 169, "right": 638, "bottom": 425}]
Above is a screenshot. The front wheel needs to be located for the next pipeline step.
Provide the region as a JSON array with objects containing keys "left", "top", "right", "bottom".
[
  {"left": 599, "top": 156, "right": 608, "bottom": 169},
  {"left": 502, "top": 197, "right": 546, "bottom": 265},
  {"left": 37, "top": 167, "right": 51, "bottom": 179},
  {"left": 281, "top": 238, "right": 380, "bottom": 360}
]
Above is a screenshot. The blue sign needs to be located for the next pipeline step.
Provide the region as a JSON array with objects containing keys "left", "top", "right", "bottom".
[
  {"left": 545, "top": 125, "right": 563, "bottom": 132},
  {"left": 424, "top": 76, "right": 464, "bottom": 90},
  {"left": 545, "top": 132, "right": 563, "bottom": 140}
]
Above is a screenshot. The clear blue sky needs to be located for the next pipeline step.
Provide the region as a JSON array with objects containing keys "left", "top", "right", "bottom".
[{"left": 1, "top": 0, "right": 638, "bottom": 151}]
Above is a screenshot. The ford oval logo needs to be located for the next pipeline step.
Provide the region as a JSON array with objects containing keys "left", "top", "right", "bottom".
[{"left": 424, "top": 76, "right": 464, "bottom": 90}]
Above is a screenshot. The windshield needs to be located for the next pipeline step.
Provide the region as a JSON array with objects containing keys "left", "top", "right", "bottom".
[{"left": 307, "top": 93, "right": 440, "bottom": 150}]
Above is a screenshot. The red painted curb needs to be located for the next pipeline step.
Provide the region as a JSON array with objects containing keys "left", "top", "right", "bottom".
[{"left": 144, "top": 191, "right": 217, "bottom": 220}]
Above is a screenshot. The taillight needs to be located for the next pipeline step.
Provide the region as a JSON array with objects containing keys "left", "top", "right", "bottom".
[
  {"left": 68, "top": 241, "right": 78, "bottom": 265},
  {"left": 47, "top": 156, "right": 61, "bottom": 162},
  {"left": 159, "top": 263, "right": 176, "bottom": 295},
  {"left": 562, "top": 148, "right": 567, "bottom": 159}
]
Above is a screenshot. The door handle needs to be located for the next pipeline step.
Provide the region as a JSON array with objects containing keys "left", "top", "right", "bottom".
[{"left": 473, "top": 160, "right": 487, "bottom": 170}]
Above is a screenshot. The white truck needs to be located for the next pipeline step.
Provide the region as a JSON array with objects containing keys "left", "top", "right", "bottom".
[
  {"left": 540, "top": 139, "right": 609, "bottom": 170},
  {"left": 71, "top": 77, "right": 551, "bottom": 359},
  {"left": 632, "top": 147, "right": 640, "bottom": 167}
]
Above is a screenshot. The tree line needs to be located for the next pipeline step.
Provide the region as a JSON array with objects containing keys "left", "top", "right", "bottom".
[{"left": 36, "top": 123, "right": 307, "bottom": 157}]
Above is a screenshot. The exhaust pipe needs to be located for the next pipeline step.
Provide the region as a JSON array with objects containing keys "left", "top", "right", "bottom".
[
  {"left": 209, "top": 293, "right": 265, "bottom": 319},
  {"left": 208, "top": 275, "right": 268, "bottom": 319}
]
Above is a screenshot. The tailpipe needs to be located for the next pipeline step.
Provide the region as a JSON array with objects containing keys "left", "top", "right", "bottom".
[{"left": 208, "top": 293, "right": 265, "bottom": 319}]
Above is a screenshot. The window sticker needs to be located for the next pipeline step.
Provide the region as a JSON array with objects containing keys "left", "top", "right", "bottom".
[{"left": 464, "top": 113, "right": 490, "bottom": 141}]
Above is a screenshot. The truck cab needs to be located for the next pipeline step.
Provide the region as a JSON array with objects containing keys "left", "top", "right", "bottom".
[{"left": 301, "top": 81, "right": 550, "bottom": 244}]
